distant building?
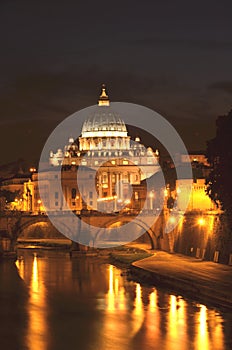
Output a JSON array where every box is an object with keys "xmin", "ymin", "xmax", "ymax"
[
  {"xmin": 175, "ymin": 178, "xmax": 217, "ymax": 212},
  {"xmin": 0, "ymin": 174, "xmax": 31, "ymax": 211},
  {"xmin": 181, "ymin": 152, "xmax": 209, "ymax": 167}
]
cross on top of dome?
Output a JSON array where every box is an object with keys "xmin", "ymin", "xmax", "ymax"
[{"xmin": 98, "ymin": 84, "xmax": 110, "ymax": 106}]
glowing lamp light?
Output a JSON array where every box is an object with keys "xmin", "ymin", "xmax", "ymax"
[
  {"xmin": 198, "ymin": 218, "xmax": 205, "ymax": 226},
  {"xmin": 169, "ymin": 216, "xmax": 176, "ymax": 224}
]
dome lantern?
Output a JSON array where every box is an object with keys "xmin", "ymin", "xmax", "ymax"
[{"xmin": 98, "ymin": 84, "xmax": 110, "ymax": 106}]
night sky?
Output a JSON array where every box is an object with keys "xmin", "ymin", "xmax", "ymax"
[{"xmin": 1, "ymin": 0, "xmax": 232, "ymax": 165}]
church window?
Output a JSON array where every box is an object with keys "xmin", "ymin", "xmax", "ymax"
[{"xmin": 102, "ymin": 173, "xmax": 108, "ymax": 183}]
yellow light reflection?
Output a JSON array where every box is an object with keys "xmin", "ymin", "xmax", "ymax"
[
  {"xmin": 118, "ymin": 288, "xmax": 126, "ymax": 311},
  {"xmin": 177, "ymin": 298, "xmax": 186, "ymax": 330},
  {"xmin": 32, "ymin": 254, "xmax": 39, "ymax": 293},
  {"xmin": 107, "ymin": 265, "xmax": 115, "ymax": 311},
  {"xmin": 169, "ymin": 295, "xmax": 178, "ymax": 340},
  {"xmin": 15, "ymin": 258, "xmax": 24, "ymax": 280},
  {"xmin": 134, "ymin": 283, "xmax": 142, "ymax": 315},
  {"xmin": 27, "ymin": 253, "xmax": 48, "ymax": 350},
  {"xmin": 149, "ymin": 289, "xmax": 157, "ymax": 311},
  {"xmin": 166, "ymin": 295, "xmax": 187, "ymax": 350},
  {"xmin": 208, "ymin": 310, "xmax": 224, "ymax": 350},
  {"xmin": 195, "ymin": 304, "xmax": 209, "ymax": 350},
  {"xmin": 145, "ymin": 289, "xmax": 160, "ymax": 342},
  {"xmin": 100, "ymin": 265, "xmax": 129, "ymax": 350},
  {"xmin": 106, "ymin": 265, "xmax": 127, "ymax": 312},
  {"xmin": 131, "ymin": 283, "xmax": 144, "ymax": 338}
]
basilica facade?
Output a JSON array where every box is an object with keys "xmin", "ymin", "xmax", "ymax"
[{"xmin": 26, "ymin": 85, "xmax": 160, "ymax": 213}]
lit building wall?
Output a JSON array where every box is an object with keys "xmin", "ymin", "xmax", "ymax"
[
  {"xmin": 175, "ymin": 179, "xmax": 217, "ymax": 212},
  {"xmin": 23, "ymin": 180, "xmax": 35, "ymax": 212}
]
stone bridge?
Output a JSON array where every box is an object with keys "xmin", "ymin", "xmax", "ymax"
[{"xmin": 0, "ymin": 210, "xmax": 173, "ymax": 251}]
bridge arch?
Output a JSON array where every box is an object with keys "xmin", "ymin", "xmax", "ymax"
[
  {"xmin": 17, "ymin": 216, "xmax": 73, "ymax": 240},
  {"xmin": 17, "ymin": 216, "xmax": 49, "ymax": 238},
  {"xmin": 92, "ymin": 216, "xmax": 157, "ymax": 249}
]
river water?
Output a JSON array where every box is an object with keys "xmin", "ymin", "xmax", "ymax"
[{"xmin": 0, "ymin": 249, "xmax": 231, "ymax": 350}]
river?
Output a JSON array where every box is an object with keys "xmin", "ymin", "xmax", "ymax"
[{"xmin": 0, "ymin": 249, "xmax": 231, "ymax": 350}]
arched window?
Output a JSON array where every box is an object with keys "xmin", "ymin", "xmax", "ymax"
[{"xmin": 102, "ymin": 173, "xmax": 108, "ymax": 183}]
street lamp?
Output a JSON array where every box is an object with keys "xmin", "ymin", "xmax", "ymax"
[
  {"xmin": 37, "ymin": 199, "xmax": 42, "ymax": 214},
  {"xmin": 169, "ymin": 216, "xmax": 176, "ymax": 224},
  {"xmin": 198, "ymin": 217, "xmax": 205, "ymax": 226}
]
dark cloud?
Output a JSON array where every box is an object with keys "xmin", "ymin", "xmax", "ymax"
[
  {"xmin": 208, "ymin": 81, "xmax": 232, "ymax": 95},
  {"xmin": 1, "ymin": 0, "xmax": 232, "ymax": 164}
]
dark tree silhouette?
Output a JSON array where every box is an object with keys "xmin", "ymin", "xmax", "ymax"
[
  {"xmin": 206, "ymin": 109, "xmax": 232, "ymax": 215},
  {"xmin": 0, "ymin": 189, "xmax": 20, "ymax": 203}
]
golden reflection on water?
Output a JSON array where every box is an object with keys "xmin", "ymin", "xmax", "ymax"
[
  {"xmin": 208, "ymin": 310, "xmax": 224, "ymax": 350},
  {"xmin": 134, "ymin": 283, "xmax": 143, "ymax": 315},
  {"xmin": 195, "ymin": 304, "xmax": 224, "ymax": 350},
  {"xmin": 195, "ymin": 304, "xmax": 209, "ymax": 350},
  {"xmin": 131, "ymin": 283, "xmax": 145, "ymax": 338},
  {"xmin": 14, "ymin": 255, "xmax": 227, "ymax": 350},
  {"xmin": 15, "ymin": 258, "xmax": 24, "ymax": 280},
  {"xmin": 168, "ymin": 295, "xmax": 179, "ymax": 348},
  {"xmin": 16, "ymin": 253, "xmax": 48, "ymax": 350},
  {"xmin": 165, "ymin": 295, "xmax": 187, "ymax": 350},
  {"xmin": 145, "ymin": 289, "xmax": 160, "ymax": 344},
  {"xmin": 149, "ymin": 289, "xmax": 157, "ymax": 311},
  {"xmin": 107, "ymin": 265, "xmax": 115, "ymax": 311},
  {"xmin": 100, "ymin": 266, "xmax": 145, "ymax": 349}
]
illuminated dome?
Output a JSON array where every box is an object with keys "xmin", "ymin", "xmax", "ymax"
[
  {"xmin": 79, "ymin": 85, "xmax": 130, "ymax": 151},
  {"xmin": 81, "ymin": 84, "xmax": 128, "ymax": 138},
  {"xmin": 81, "ymin": 111, "xmax": 127, "ymax": 137}
]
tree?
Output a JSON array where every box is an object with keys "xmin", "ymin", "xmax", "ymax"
[
  {"xmin": 206, "ymin": 109, "xmax": 232, "ymax": 215},
  {"xmin": 0, "ymin": 189, "xmax": 20, "ymax": 203}
]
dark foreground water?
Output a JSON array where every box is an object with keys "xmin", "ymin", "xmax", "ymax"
[{"xmin": 0, "ymin": 249, "xmax": 231, "ymax": 350}]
